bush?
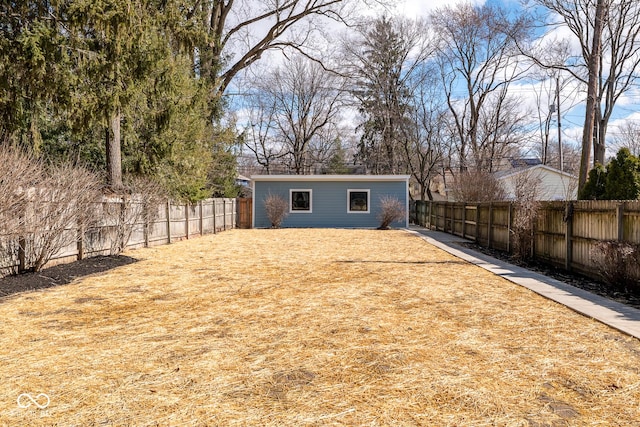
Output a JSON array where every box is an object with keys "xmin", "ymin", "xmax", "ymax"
[
  {"xmin": 450, "ymin": 170, "xmax": 506, "ymax": 202},
  {"xmin": 25, "ymin": 163, "xmax": 103, "ymax": 272},
  {"xmin": 377, "ymin": 196, "xmax": 406, "ymax": 230},
  {"xmin": 0, "ymin": 147, "xmax": 43, "ymax": 274},
  {"xmin": 590, "ymin": 240, "xmax": 640, "ymax": 293},
  {"xmin": 264, "ymin": 193, "xmax": 288, "ymax": 228},
  {"xmin": 510, "ymin": 170, "xmax": 542, "ymax": 260}
]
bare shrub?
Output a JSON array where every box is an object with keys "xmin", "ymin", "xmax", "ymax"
[
  {"xmin": 510, "ymin": 170, "xmax": 542, "ymax": 260},
  {"xmin": 24, "ymin": 163, "xmax": 103, "ymax": 272},
  {"xmin": 377, "ymin": 196, "xmax": 406, "ymax": 230},
  {"xmin": 264, "ymin": 193, "xmax": 288, "ymax": 228},
  {"xmin": 102, "ymin": 176, "xmax": 167, "ymax": 255},
  {"xmin": 450, "ymin": 170, "xmax": 506, "ymax": 202},
  {"xmin": 0, "ymin": 147, "xmax": 45, "ymax": 274},
  {"xmin": 590, "ymin": 241, "xmax": 640, "ymax": 293}
]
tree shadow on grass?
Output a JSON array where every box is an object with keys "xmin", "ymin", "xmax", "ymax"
[
  {"xmin": 0, "ymin": 255, "xmax": 138, "ymax": 300},
  {"xmin": 336, "ymin": 260, "xmax": 469, "ymax": 265}
]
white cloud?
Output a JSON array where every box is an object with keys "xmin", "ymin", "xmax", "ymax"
[{"xmin": 394, "ymin": 0, "xmax": 486, "ymax": 18}]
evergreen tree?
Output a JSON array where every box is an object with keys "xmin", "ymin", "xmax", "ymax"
[
  {"xmin": 579, "ymin": 148, "xmax": 640, "ymax": 200},
  {"xmin": 604, "ymin": 148, "xmax": 640, "ymax": 200},
  {"xmin": 353, "ymin": 16, "xmax": 412, "ymax": 174},
  {"xmin": 579, "ymin": 163, "xmax": 607, "ymax": 200}
]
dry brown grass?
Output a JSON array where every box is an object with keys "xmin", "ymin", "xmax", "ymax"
[{"xmin": 1, "ymin": 229, "xmax": 640, "ymax": 426}]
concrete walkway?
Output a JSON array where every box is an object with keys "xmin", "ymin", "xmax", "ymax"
[{"xmin": 407, "ymin": 226, "xmax": 640, "ymax": 340}]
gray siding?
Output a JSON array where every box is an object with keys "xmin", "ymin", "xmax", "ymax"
[{"xmin": 254, "ymin": 180, "xmax": 408, "ymax": 228}]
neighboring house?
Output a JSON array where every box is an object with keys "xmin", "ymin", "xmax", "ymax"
[
  {"xmin": 496, "ymin": 164, "xmax": 578, "ymax": 201},
  {"xmin": 252, "ymin": 175, "xmax": 410, "ymax": 228},
  {"xmin": 235, "ymin": 174, "xmax": 251, "ymax": 188}
]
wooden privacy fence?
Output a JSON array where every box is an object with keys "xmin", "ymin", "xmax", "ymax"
[
  {"xmin": 413, "ymin": 200, "xmax": 640, "ymax": 281},
  {"xmin": 1, "ymin": 197, "xmax": 237, "ymax": 274}
]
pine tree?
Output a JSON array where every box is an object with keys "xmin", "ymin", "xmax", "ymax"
[{"xmin": 354, "ymin": 16, "xmax": 412, "ymax": 174}]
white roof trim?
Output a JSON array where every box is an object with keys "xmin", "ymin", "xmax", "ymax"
[{"xmin": 251, "ymin": 174, "xmax": 410, "ymax": 182}]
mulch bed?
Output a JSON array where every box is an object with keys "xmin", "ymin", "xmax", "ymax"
[
  {"xmin": 0, "ymin": 255, "xmax": 138, "ymax": 299},
  {"xmin": 458, "ymin": 241, "xmax": 640, "ymax": 310}
]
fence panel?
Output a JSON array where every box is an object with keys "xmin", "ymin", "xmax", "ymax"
[
  {"xmin": 0, "ymin": 197, "xmax": 237, "ymax": 275},
  {"xmin": 413, "ymin": 199, "xmax": 640, "ymax": 283}
]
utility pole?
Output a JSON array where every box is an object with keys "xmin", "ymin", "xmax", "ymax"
[
  {"xmin": 578, "ymin": 0, "xmax": 606, "ymax": 194},
  {"xmin": 557, "ymin": 75, "xmax": 563, "ymax": 172}
]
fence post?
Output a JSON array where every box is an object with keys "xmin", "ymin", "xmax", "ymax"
[
  {"xmin": 451, "ymin": 203, "xmax": 455, "ymax": 234},
  {"xmin": 166, "ymin": 200, "xmax": 172, "ymax": 244},
  {"xmin": 213, "ymin": 199, "xmax": 217, "ymax": 234},
  {"xmin": 233, "ymin": 199, "xmax": 237, "ymax": 228},
  {"xmin": 461, "ymin": 204, "xmax": 467, "ymax": 238},
  {"xmin": 487, "ymin": 202, "xmax": 493, "ymax": 248},
  {"xmin": 506, "ymin": 202, "xmax": 513, "ymax": 254},
  {"xmin": 442, "ymin": 202, "xmax": 447, "ymax": 232},
  {"xmin": 185, "ymin": 203, "xmax": 190, "ymax": 239},
  {"xmin": 475, "ymin": 203, "xmax": 480, "ymax": 243},
  {"xmin": 565, "ymin": 202, "xmax": 573, "ymax": 271},
  {"xmin": 143, "ymin": 203, "xmax": 150, "ymax": 248},
  {"xmin": 223, "ymin": 199, "xmax": 227, "ymax": 231},
  {"xmin": 18, "ymin": 236, "xmax": 26, "ymax": 273},
  {"xmin": 617, "ymin": 202, "xmax": 625, "ymax": 242},
  {"xmin": 77, "ymin": 224, "xmax": 85, "ymax": 261},
  {"xmin": 199, "ymin": 200, "xmax": 204, "ymax": 236}
]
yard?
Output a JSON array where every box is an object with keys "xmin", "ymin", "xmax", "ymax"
[{"xmin": 1, "ymin": 229, "xmax": 639, "ymax": 426}]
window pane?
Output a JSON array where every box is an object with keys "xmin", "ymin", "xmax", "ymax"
[
  {"xmin": 350, "ymin": 191, "xmax": 368, "ymax": 211},
  {"xmin": 292, "ymin": 191, "xmax": 310, "ymax": 210}
]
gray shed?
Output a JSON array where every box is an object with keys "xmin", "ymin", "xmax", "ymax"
[{"xmin": 252, "ymin": 175, "xmax": 409, "ymax": 228}]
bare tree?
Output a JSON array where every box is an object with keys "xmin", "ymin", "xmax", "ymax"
[
  {"xmin": 531, "ymin": 0, "xmax": 640, "ymax": 174},
  {"xmin": 528, "ymin": 68, "xmax": 581, "ymax": 170},
  {"xmin": 430, "ymin": 2, "xmax": 531, "ymax": 173},
  {"xmin": 401, "ymin": 67, "xmax": 446, "ymax": 201},
  {"xmin": 243, "ymin": 95, "xmax": 288, "ymax": 174},
  {"xmin": 246, "ymin": 55, "xmax": 345, "ymax": 174},
  {"xmin": 196, "ymin": 0, "xmax": 386, "ymax": 95},
  {"xmin": 612, "ymin": 120, "xmax": 640, "ymax": 157},
  {"xmin": 474, "ymin": 90, "xmax": 532, "ymax": 172}
]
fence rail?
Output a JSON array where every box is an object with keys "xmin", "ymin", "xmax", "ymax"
[
  {"xmin": 1, "ymin": 198, "xmax": 237, "ymax": 275},
  {"xmin": 413, "ymin": 200, "xmax": 640, "ymax": 282}
]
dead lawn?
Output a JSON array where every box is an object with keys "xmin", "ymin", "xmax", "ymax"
[{"xmin": 1, "ymin": 229, "xmax": 640, "ymax": 426}]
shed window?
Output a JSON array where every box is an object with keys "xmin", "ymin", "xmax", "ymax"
[
  {"xmin": 290, "ymin": 189, "xmax": 312, "ymax": 213},
  {"xmin": 348, "ymin": 189, "xmax": 370, "ymax": 213}
]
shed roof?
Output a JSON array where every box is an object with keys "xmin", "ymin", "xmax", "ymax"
[{"xmin": 251, "ymin": 174, "xmax": 410, "ymax": 182}]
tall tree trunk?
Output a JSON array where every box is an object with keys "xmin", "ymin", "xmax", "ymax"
[
  {"xmin": 106, "ymin": 109, "xmax": 123, "ymax": 191},
  {"xmin": 578, "ymin": 0, "xmax": 606, "ymax": 195},
  {"xmin": 595, "ymin": 115, "xmax": 607, "ymax": 164}
]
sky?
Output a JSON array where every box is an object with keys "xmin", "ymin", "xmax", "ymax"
[
  {"xmin": 231, "ymin": 0, "xmax": 640, "ymax": 163},
  {"xmin": 392, "ymin": 0, "xmax": 640, "ymax": 159}
]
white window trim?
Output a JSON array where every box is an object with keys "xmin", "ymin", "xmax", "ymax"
[
  {"xmin": 347, "ymin": 189, "xmax": 370, "ymax": 214},
  {"xmin": 289, "ymin": 189, "xmax": 313, "ymax": 213}
]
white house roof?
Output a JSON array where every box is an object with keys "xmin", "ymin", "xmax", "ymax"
[
  {"xmin": 251, "ymin": 174, "xmax": 410, "ymax": 182},
  {"xmin": 494, "ymin": 164, "xmax": 577, "ymax": 181}
]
